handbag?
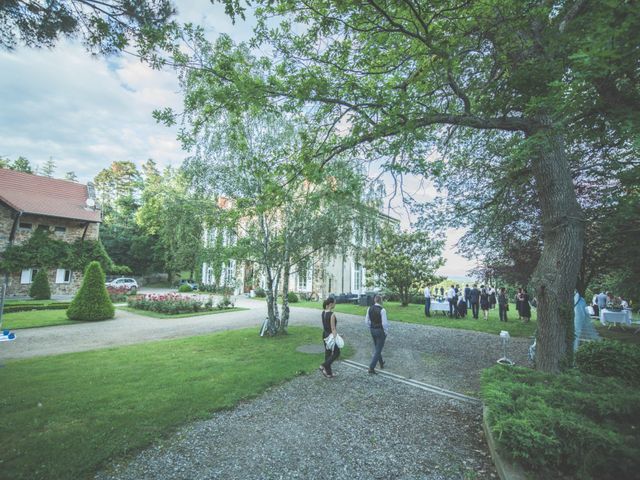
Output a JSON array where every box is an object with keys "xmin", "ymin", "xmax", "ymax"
[{"xmin": 324, "ymin": 334, "xmax": 344, "ymax": 350}]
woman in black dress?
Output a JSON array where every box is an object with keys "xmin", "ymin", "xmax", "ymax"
[
  {"xmin": 320, "ymin": 297, "xmax": 340, "ymax": 378},
  {"xmin": 516, "ymin": 287, "xmax": 523, "ymax": 321},
  {"xmin": 520, "ymin": 288, "xmax": 532, "ymax": 323},
  {"xmin": 480, "ymin": 286, "xmax": 490, "ymax": 320}
]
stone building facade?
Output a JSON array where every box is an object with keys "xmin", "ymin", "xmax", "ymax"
[{"xmin": 0, "ymin": 169, "xmax": 101, "ymax": 297}]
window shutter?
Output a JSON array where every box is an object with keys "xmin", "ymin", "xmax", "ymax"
[{"xmin": 21, "ymin": 269, "xmax": 32, "ymax": 284}]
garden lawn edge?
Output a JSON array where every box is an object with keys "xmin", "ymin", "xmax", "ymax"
[{"xmin": 482, "ymin": 405, "xmax": 530, "ymax": 480}]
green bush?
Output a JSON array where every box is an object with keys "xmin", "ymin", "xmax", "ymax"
[
  {"xmin": 4, "ymin": 303, "xmax": 70, "ymax": 313},
  {"xmin": 576, "ymin": 340, "xmax": 640, "ymax": 386},
  {"xmin": 254, "ymin": 287, "xmax": 266, "ymax": 298},
  {"xmin": 481, "ymin": 365, "xmax": 639, "ymax": 479},
  {"xmin": 287, "ymin": 291, "xmax": 299, "ymax": 303},
  {"xmin": 67, "ymin": 261, "xmax": 114, "ymax": 321},
  {"xmin": 29, "ymin": 269, "xmax": 51, "ymax": 300},
  {"xmin": 178, "ymin": 284, "xmax": 193, "ymax": 293}
]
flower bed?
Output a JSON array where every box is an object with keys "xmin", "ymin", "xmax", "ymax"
[
  {"xmin": 107, "ymin": 286, "xmax": 137, "ymax": 303},
  {"xmin": 127, "ymin": 293, "xmax": 217, "ymax": 315}
]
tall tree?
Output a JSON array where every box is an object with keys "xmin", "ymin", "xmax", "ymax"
[
  {"xmin": 180, "ymin": 0, "xmax": 640, "ymax": 372},
  {"xmin": 64, "ymin": 171, "xmax": 78, "ymax": 182},
  {"xmin": 11, "ymin": 156, "xmax": 33, "ymax": 173},
  {"xmin": 0, "ymin": 0, "xmax": 176, "ymax": 54},
  {"xmin": 365, "ymin": 229, "xmax": 444, "ymax": 307},
  {"xmin": 40, "ymin": 157, "xmax": 56, "ymax": 178}
]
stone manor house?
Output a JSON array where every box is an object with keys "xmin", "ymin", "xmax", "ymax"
[{"xmin": 0, "ymin": 168, "xmax": 101, "ymax": 296}]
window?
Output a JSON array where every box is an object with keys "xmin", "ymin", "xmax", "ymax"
[
  {"xmin": 54, "ymin": 226, "xmax": 66, "ymax": 234},
  {"xmin": 353, "ymin": 262, "xmax": 364, "ymax": 292},
  {"xmin": 20, "ymin": 268, "xmax": 38, "ymax": 284},
  {"xmin": 18, "ymin": 222, "xmax": 32, "ymax": 231},
  {"xmin": 37, "ymin": 224, "xmax": 50, "ymax": 232},
  {"xmin": 55, "ymin": 269, "xmax": 71, "ymax": 284}
]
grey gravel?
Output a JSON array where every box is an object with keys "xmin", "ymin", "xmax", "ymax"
[{"xmin": 96, "ymin": 309, "xmax": 531, "ymax": 480}]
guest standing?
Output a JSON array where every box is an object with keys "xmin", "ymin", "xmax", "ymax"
[
  {"xmin": 320, "ymin": 297, "xmax": 340, "ymax": 378},
  {"xmin": 480, "ymin": 286, "xmax": 490, "ymax": 320},
  {"xmin": 521, "ymin": 288, "xmax": 532, "ymax": 323},
  {"xmin": 447, "ymin": 285, "xmax": 456, "ymax": 317},
  {"xmin": 464, "ymin": 284, "xmax": 471, "ymax": 308},
  {"xmin": 424, "ymin": 285, "xmax": 431, "ymax": 318},
  {"xmin": 489, "ymin": 287, "xmax": 497, "ymax": 309},
  {"xmin": 469, "ymin": 284, "xmax": 480, "ymax": 319},
  {"xmin": 498, "ymin": 287, "xmax": 508, "ymax": 322},
  {"xmin": 516, "ymin": 288, "xmax": 524, "ymax": 321},
  {"xmin": 366, "ymin": 295, "xmax": 389, "ymax": 374}
]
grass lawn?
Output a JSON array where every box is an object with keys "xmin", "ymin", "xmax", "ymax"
[
  {"xmin": 294, "ymin": 300, "xmax": 539, "ymax": 337},
  {"xmin": 1, "ymin": 309, "xmax": 77, "ymax": 329},
  {"xmin": 0, "ymin": 326, "xmax": 332, "ymax": 480},
  {"xmin": 117, "ymin": 305, "xmax": 248, "ymax": 319}
]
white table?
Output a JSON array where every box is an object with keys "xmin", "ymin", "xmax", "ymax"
[
  {"xmin": 430, "ymin": 301, "xmax": 451, "ymax": 313},
  {"xmin": 599, "ymin": 309, "xmax": 633, "ymax": 327}
]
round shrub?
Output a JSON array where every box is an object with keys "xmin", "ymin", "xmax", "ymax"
[
  {"xmin": 287, "ymin": 291, "xmax": 299, "ymax": 303},
  {"xmin": 178, "ymin": 284, "xmax": 193, "ymax": 293},
  {"xmin": 255, "ymin": 287, "xmax": 266, "ymax": 298},
  {"xmin": 576, "ymin": 340, "xmax": 640, "ymax": 386},
  {"xmin": 29, "ymin": 269, "xmax": 51, "ymax": 300},
  {"xmin": 67, "ymin": 261, "xmax": 115, "ymax": 321}
]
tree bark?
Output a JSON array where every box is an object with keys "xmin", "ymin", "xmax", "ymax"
[
  {"xmin": 529, "ymin": 119, "xmax": 585, "ymax": 373},
  {"xmin": 280, "ymin": 245, "xmax": 291, "ymax": 334}
]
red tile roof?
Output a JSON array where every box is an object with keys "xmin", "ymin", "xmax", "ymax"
[{"xmin": 0, "ymin": 168, "xmax": 101, "ymax": 222}]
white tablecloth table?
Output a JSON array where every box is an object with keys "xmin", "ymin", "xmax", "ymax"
[
  {"xmin": 430, "ymin": 301, "xmax": 451, "ymax": 313},
  {"xmin": 599, "ymin": 309, "xmax": 632, "ymax": 326}
]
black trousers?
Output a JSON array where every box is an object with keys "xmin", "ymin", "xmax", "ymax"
[
  {"xmin": 471, "ymin": 302, "xmax": 479, "ymax": 319},
  {"xmin": 322, "ymin": 334, "xmax": 340, "ymax": 375},
  {"xmin": 424, "ymin": 297, "xmax": 431, "ymax": 317},
  {"xmin": 499, "ymin": 304, "xmax": 508, "ymax": 322}
]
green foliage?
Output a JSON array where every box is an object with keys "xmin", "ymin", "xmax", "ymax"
[
  {"xmin": 3, "ymin": 302, "xmax": 70, "ymax": 313},
  {"xmin": 28, "ymin": 269, "xmax": 51, "ymax": 300},
  {"xmin": 576, "ymin": 340, "xmax": 640, "ymax": 386},
  {"xmin": 481, "ymin": 366, "xmax": 639, "ymax": 479},
  {"xmin": 365, "ymin": 229, "xmax": 444, "ymax": 306},
  {"xmin": 0, "ymin": 230, "xmax": 115, "ymax": 274},
  {"xmin": 178, "ymin": 284, "xmax": 193, "ymax": 292},
  {"xmin": 67, "ymin": 262, "xmax": 114, "ymax": 321},
  {"xmin": 127, "ymin": 293, "xmax": 215, "ymax": 314},
  {"xmin": 255, "ymin": 287, "xmax": 266, "ymax": 298},
  {"xmin": 287, "ymin": 291, "xmax": 299, "ymax": 303}
]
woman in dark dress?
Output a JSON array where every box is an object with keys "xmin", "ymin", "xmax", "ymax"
[
  {"xmin": 480, "ymin": 286, "xmax": 490, "ymax": 320},
  {"xmin": 516, "ymin": 287, "xmax": 523, "ymax": 320},
  {"xmin": 520, "ymin": 288, "xmax": 532, "ymax": 323},
  {"xmin": 320, "ymin": 297, "xmax": 340, "ymax": 378}
]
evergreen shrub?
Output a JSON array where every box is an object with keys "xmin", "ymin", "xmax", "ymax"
[
  {"xmin": 287, "ymin": 291, "xmax": 299, "ymax": 303},
  {"xmin": 29, "ymin": 269, "xmax": 51, "ymax": 300},
  {"xmin": 178, "ymin": 284, "xmax": 193, "ymax": 293},
  {"xmin": 254, "ymin": 287, "xmax": 266, "ymax": 298},
  {"xmin": 576, "ymin": 340, "xmax": 640, "ymax": 386},
  {"xmin": 67, "ymin": 261, "xmax": 114, "ymax": 321},
  {"xmin": 481, "ymin": 365, "xmax": 639, "ymax": 479}
]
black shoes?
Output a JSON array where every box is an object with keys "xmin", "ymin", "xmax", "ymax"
[
  {"xmin": 379, "ymin": 360, "xmax": 385, "ymax": 369},
  {"xmin": 368, "ymin": 368, "xmax": 377, "ymax": 374}
]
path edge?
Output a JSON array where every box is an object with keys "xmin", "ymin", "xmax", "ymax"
[{"xmin": 482, "ymin": 405, "xmax": 530, "ymax": 480}]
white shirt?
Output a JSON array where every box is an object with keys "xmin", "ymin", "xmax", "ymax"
[
  {"xmin": 365, "ymin": 303, "xmax": 389, "ymax": 335},
  {"xmin": 424, "ymin": 287, "xmax": 430, "ymax": 298},
  {"xmin": 447, "ymin": 287, "xmax": 455, "ymax": 299}
]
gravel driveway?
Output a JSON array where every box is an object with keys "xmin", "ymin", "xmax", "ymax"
[{"xmin": 91, "ymin": 305, "xmax": 531, "ymax": 480}]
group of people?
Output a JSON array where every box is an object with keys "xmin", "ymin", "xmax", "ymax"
[
  {"xmin": 424, "ymin": 284, "xmax": 533, "ymax": 323},
  {"xmin": 319, "ymin": 294, "xmax": 389, "ymax": 378},
  {"xmin": 591, "ymin": 290, "xmax": 631, "ymax": 315}
]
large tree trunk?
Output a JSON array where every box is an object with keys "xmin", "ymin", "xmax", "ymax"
[{"xmin": 529, "ymin": 120, "xmax": 585, "ymax": 373}]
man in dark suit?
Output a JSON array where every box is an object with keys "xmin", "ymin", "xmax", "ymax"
[
  {"xmin": 464, "ymin": 284, "xmax": 471, "ymax": 308},
  {"xmin": 469, "ymin": 284, "xmax": 481, "ymax": 319}
]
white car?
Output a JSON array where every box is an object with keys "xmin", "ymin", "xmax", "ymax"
[{"xmin": 106, "ymin": 277, "xmax": 138, "ymax": 290}]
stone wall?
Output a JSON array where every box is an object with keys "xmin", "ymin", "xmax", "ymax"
[
  {"xmin": 0, "ymin": 205, "xmax": 100, "ymax": 296},
  {"xmin": 4, "ymin": 269, "xmax": 85, "ymax": 298}
]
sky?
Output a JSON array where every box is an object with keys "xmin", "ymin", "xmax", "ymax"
[{"xmin": 0, "ymin": 2, "xmax": 475, "ymax": 278}]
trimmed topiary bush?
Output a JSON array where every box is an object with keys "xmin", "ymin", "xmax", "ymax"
[
  {"xmin": 576, "ymin": 340, "xmax": 640, "ymax": 386},
  {"xmin": 29, "ymin": 269, "xmax": 51, "ymax": 300},
  {"xmin": 287, "ymin": 291, "xmax": 299, "ymax": 303},
  {"xmin": 178, "ymin": 284, "xmax": 193, "ymax": 293},
  {"xmin": 67, "ymin": 261, "xmax": 114, "ymax": 321}
]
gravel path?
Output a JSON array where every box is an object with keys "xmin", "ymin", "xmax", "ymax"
[{"xmin": 91, "ymin": 307, "xmax": 531, "ymax": 480}]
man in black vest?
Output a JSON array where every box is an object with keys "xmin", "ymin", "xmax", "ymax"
[
  {"xmin": 365, "ymin": 294, "xmax": 389, "ymax": 374},
  {"xmin": 469, "ymin": 284, "xmax": 481, "ymax": 319}
]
